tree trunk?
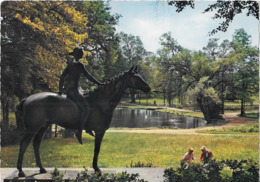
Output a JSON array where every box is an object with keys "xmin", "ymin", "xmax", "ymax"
[
  {"xmin": 130, "ymin": 89, "xmax": 136, "ymax": 103},
  {"xmin": 178, "ymin": 79, "xmax": 183, "ymax": 106},
  {"xmin": 167, "ymin": 70, "xmax": 173, "ymax": 107},
  {"xmin": 221, "ymin": 97, "xmax": 224, "ymax": 114},
  {"xmin": 163, "ymin": 89, "xmax": 166, "ymax": 106},
  {"xmin": 178, "ymin": 93, "xmax": 182, "ymax": 107},
  {"xmin": 196, "ymin": 93, "xmax": 222, "ymax": 123},
  {"xmin": 240, "ymin": 98, "xmax": 245, "ymax": 116},
  {"xmin": 2, "ymin": 99, "xmax": 9, "ymax": 129},
  {"xmin": 167, "ymin": 92, "xmax": 172, "ymax": 107},
  {"xmin": 221, "ymin": 78, "xmax": 224, "ymax": 114}
]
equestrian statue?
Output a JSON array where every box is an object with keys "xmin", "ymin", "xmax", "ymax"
[{"xmin": 16, "ymin": 54, "xmax": 151, "ymax": 177}]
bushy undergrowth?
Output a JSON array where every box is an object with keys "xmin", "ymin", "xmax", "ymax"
[
  {"xmin": 51, "ymin": 167, "xmax": 146, "ymax": 182},
  {"xmin": 243, "ymin": 113, "xmax": 259, "ymax": 119},
  {"xmin": 164, "ymin": 159, "xmax": 258, "ymax": 182},
  {"xmin": 229, "ymin": 122, "xmax": 259, "ymax": 133},
  {"xmin": 51, "ymin": 167, "xmax": 64, "ymax": 181}
]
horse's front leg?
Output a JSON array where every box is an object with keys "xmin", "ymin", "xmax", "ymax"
[{"xmin": 92, "ymin": 131, "xmax": 105, "ymax": 174}]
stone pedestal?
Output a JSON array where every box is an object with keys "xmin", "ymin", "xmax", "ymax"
[{"xmin": 3, "ymin": 169, "xmax": 95, "ymax": 182}]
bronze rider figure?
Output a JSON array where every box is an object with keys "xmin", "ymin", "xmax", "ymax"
[{"xmin": 59, "ymin": 47, "xmax": 103, "ymax": 144}]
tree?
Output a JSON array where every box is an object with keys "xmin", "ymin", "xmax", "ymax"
[
  {"xmin": 119, "ymin": 32, "xmax": 148, "ymax": 102},
  {"xmin": 168, "ymin": 1, "xmax": 259, "ymax": 35},
  {"xmin": 1, "ymin": 1, "xmax": 89, "ymax": 131},
  {"xmin": 158, "ymin": 51, "xmax": 175, "ymax": 107},
  {"xmin": 170, "ymin": 50, "xmax": 233, "ymax": 122},
  {"xmin": 202, "ymin": 38, "xmax": 232, "ymax": 113},
  {"xmin": 168, "ymin": 1, "xmax": 195, "ymax": 12},
  {"xmin": 203, "ymin": 38, "xmax": 231, "ymax": 62},
  {"xmin": 73, "ymin": 1, "xmax": 121, "ymax": 80},
  {"xmin": 204, "ymin": 1, "xmax": 259, "ymax": 35},
  {"xmin": 167, "ymin": 29, "xmax": 258, "ymax": 121},
  {"xmin": 156, "ymin": 32, "xmax": 183, "ymax": 106},
  {"xmin": 230, "ymin": 29, "xmax": 259, "ymax": 116},
  {"xmin": 2, "ymin": 1, "xmax": 89, "ymax": 93},
  {"xmin": 119, "ymin": 32, "xmax": 147, "ymax": 66}
]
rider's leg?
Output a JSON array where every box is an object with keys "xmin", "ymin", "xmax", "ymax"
[
  {"xmin": 68, "ymin": 93, "xmax": 87, "ymax": 144},
  {"xmin": 77, "ymin": 95, "xmax": 94, "ymax": 137},
  {"xmin": 77, "ymin": 95, "xmax": 94, "ymax": 136},
  {"xmin": 71, "ymin": 93, "xmax": 94, "ymax": 143}
]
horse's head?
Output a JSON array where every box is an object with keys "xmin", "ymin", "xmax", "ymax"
[{"xmin": 126, "ymin": 66, "xmax": 151, "ymax": 93}]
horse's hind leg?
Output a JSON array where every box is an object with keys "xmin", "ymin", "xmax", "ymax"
[
  {"xmin": 33, "ymin": 126, "xmax": 49, "ymax": 174},
  {"xmin": 17, "ymin": 132, "xmax": 35, "ymax": 177}
]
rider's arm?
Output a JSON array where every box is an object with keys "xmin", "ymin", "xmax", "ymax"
[
  {"xmin": 59, "ymin": 66, "xmax": 69, "ymax": 94},
  {"xmin": 80, "ymin": 64, "xmax": 103, "ymax": 85}
]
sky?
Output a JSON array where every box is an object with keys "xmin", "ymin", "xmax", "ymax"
[{"xmin": 109, "ymin": 1, "xmax": 259, "ymax": 53}]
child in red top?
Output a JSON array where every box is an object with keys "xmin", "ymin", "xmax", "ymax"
[{"xmin": 200, "ymin": 146, "xmax": 213, "ymax": 163}]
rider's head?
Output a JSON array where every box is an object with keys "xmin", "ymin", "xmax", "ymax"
[{"xmin": 69, "ymin": 47, "xmax": 83, "ymax": 60}]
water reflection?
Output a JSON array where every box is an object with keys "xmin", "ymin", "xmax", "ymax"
[{"xmin": 111, "ymin": 108, "xmax": 207, "ymax": 129}]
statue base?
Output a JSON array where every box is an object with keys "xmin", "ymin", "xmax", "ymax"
[{"xmin": 3, "ymin": 168, "xmax": 108, "ymax": 182}]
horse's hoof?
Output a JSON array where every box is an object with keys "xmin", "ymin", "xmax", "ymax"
[
  {"xmin": 18, "ymin": 171, "xmax": 26, "ymax": 177},
  {"xmin": 40, "ymin": 168, "xmax": 47, "ymax": 174}
]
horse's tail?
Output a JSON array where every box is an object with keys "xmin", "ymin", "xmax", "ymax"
[{"xmin": 15, "ymin": 98, "xmax": 26, "ymax": 131}]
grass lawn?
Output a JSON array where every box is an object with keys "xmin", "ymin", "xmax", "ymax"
[{"xmin": 1, "ymin": 132, "xmax": 258, "ymax": 169}]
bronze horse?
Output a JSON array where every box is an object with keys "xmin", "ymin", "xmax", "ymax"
[{"xmin": 16, "ymin": 66, "xmax": 151, "ymax": 177}]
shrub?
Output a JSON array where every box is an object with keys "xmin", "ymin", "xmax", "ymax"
[
  {"xmin": 244, "ymin": 113, "xmax": 259, "ymax": 119},
  {"xmin": 164, "ymin": 159, "xmax": 258, "ymax": 182},
  {"xmin": 127, "ymin": 161, "xmax": 153, "ymax": 168},
  {"xmin": 51, "ymin": 167, "xmax": 64, "ymax": 182},
  {"xmin": 230, "ymin": 122, "xmax": 259, "ymax": 133},
  {"xmin": 51, "ymin": 167, "xmax": 146, "ymax": 182},
  {"xmin": 219, "ymin": 164, "xmax": 233, "ymax": 182}
]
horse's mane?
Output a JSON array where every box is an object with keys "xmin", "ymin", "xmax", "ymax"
[{"xmin": 84, "ymin": 71, "xmax": 128, "ymax": 102}]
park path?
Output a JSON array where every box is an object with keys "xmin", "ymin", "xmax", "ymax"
[{"xmin": 107, "ymin": 113, "xmax": 258, "ymax": 136}]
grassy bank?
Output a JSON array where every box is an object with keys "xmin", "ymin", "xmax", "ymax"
[
  {"xmin": 156, "ymin": 108, "xmax": 204, "ymax": 119},
  {"xmin": 244, "ymin": 113, "xmax": 259, "ymax": 118},
  {"xmin": 197, "ymin": 121, "xmax": 259, "ymax": 134},
  {"xmin": 2, "ymin": 132, "xmax": 258, "ymax": 169}
]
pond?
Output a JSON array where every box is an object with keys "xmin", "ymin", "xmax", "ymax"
[{"xmin": 110, "ymin": 107, "xmax": 207, "ymax": 129}]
